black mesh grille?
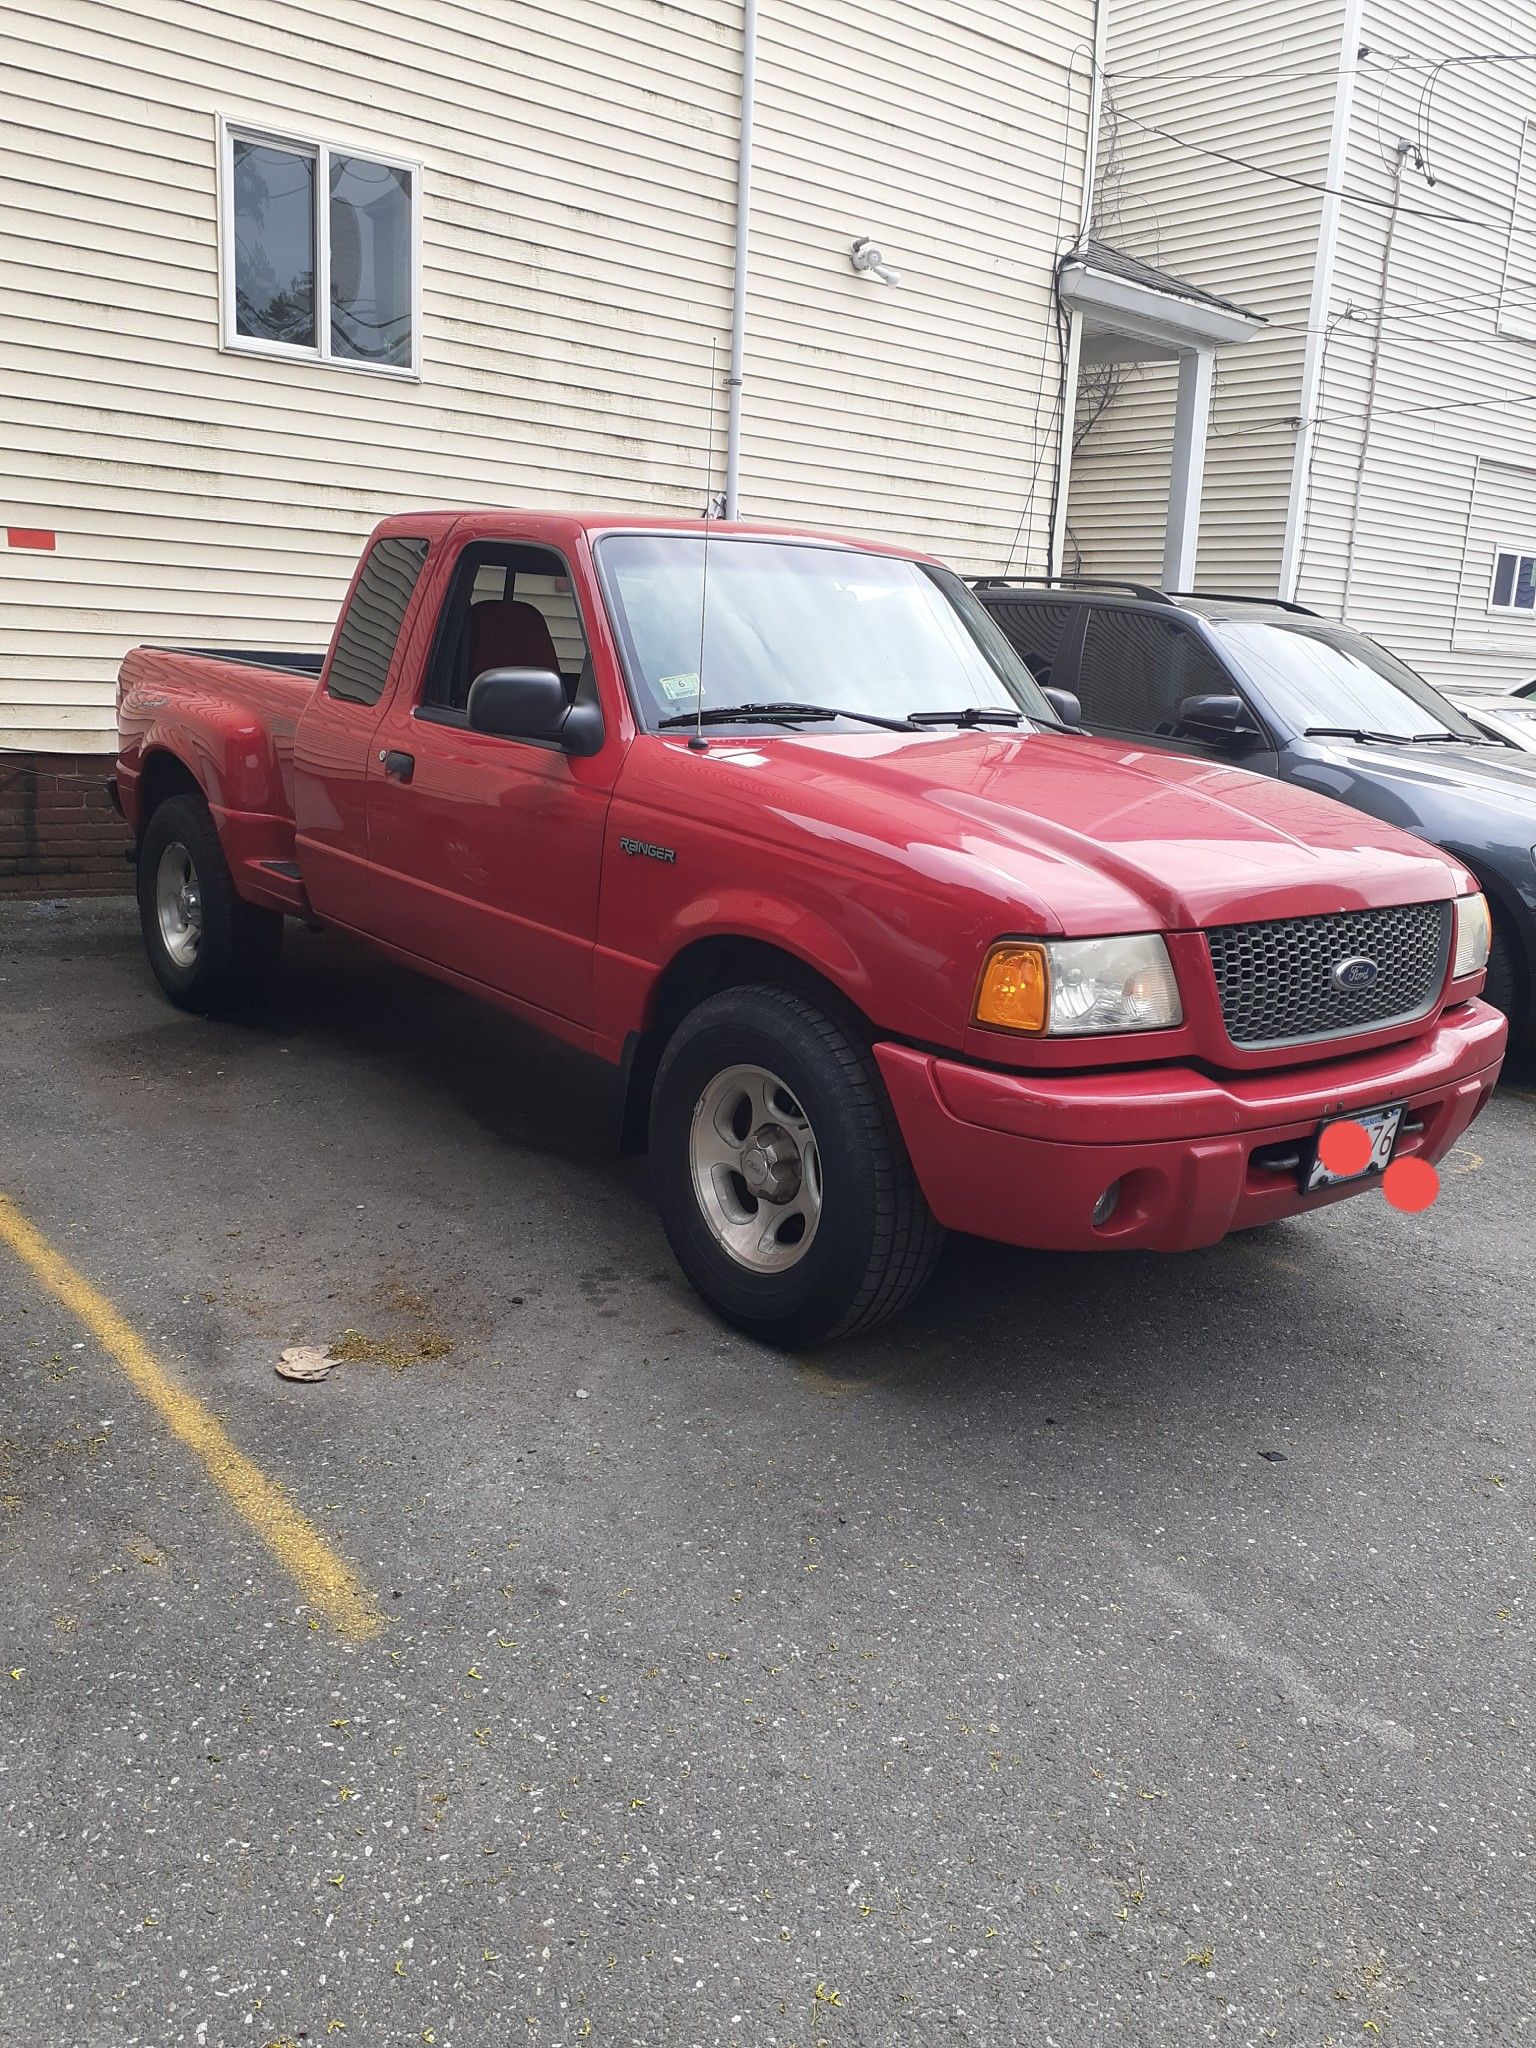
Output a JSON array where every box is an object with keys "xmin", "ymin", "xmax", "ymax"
[{"xmin": 1205, "ymin": 900, "xmax": 1451, "ymax": 1047}]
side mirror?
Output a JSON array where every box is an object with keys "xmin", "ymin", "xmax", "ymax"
[
  {"xmin": 467, "ymin": 667, "xmax": 571, "ymax": 743},
  {"xmin": 1178, "ymin": 692, "xmax": 1258, "ymax": 743},
  {"xmin": 1041, "ymin": 686, "xmax": 1083, "ymax": 729}
]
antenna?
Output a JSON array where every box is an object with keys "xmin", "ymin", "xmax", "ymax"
[{"xmin": 692, "ymin": 337, "xmax": 722, "ymax": 751}]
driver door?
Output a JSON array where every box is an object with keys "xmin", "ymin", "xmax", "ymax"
[{"xmin": 361, "ymin": 538, "xmax": 618, "ymax": 1028}]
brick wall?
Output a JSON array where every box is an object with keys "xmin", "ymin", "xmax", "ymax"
[{"xmin": 0, "ymin": 754, "xmax": 131, "ymax": 898}]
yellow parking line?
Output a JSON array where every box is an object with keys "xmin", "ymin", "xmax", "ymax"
[{"xmin": 0, "ymin": 1194, "xmax": 383, "ymax": 1642}]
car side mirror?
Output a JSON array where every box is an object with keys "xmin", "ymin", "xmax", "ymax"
[
  {"xmin": 1041, "ymin": 686, "xmax": 1083, "ymax": 729},
  {"xmin": 1178, "ymin": 692, "xmax": 1258, "ymax": 743},
  {"xmin": 467, "ymin": 667, "xmax": 568, "ymax": 740}
]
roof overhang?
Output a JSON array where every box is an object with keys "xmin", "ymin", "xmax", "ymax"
[{"xmin": 1059, "ymin": 258, "xmax": 1265, "ymax": 364}]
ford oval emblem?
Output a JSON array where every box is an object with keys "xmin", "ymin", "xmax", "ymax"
[{"xmin": 1332, "ymin": 954, "xmax": 1379, "ymax": 990}]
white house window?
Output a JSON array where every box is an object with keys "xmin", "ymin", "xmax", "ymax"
[
  {"xmin": 221, "ymin": 122, "xmax": 419, "ymax": 373},
  {"xmin": 1489, "ymin": 545, "xmax": 1536, "ymax": 613}
]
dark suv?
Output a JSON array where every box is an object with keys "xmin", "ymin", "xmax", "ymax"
[{"xmin": 973, "ymin": 578, "xmax": 1536, "ymax": 1044}]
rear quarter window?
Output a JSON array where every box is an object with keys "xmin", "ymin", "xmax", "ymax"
[{"xmin": 327, "ymin": 535, "xmax": 430, "ymax": 705}]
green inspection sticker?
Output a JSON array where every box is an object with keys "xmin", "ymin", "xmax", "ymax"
[{"xmin": 657, "ymin": 672, "xmax": 701, "ymax": 704}]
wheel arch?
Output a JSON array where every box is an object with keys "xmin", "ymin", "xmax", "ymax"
[
  {"xmin": 135, "ymin": 747, "xmax": 206, "ymax": 830},
  {"xmin": 618, "ymin": 934, "xmax": 876, "ymax": 1152}
]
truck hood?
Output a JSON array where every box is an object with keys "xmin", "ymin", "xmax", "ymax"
[
  {"xmin": 687, "ymin": 727, "xmax": 1467, "ymax": 934},
  {"xmin": 1293, "ymin": 735, "xmax": 1536, "ymax": 828}
]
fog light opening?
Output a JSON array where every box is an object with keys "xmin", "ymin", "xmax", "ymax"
[{"xmin": 1092, "ymin": 1181, "xmax": 1122, "ymax": 1228}]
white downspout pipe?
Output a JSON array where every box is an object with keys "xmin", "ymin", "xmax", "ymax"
[
  {"xmin": 1047, "ymin": 0, "xmax": 1108, "ymax": 576},
  {"xmin": 723, "ymin": 0, "xmax": 758, "ymax": 519},
  {"xmin": 1340, "ymin": 144, "xmax": 1409, "ymax": 618},
  {"xmin": 1078, "ymin": 0, "xmax": 1109, "ymax": 244}
]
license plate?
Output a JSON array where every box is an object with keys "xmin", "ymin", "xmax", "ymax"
[{"xmin": 1303, "ymin": 1103, "xmax": 1405, "ymax": 1193}]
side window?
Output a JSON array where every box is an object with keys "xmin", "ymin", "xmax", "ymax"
[
  {"xmin": 423, "ymin": 543, "xmax": 589, "ymax": 715},
  {"xmin": 326, "ymin": 535, "xmax": 429, "ymax": 705},
  {"xmin": 984, "ymin": 599, "xmax": 1073, "ymax": 686},
  {"xmin": 1075, "ymin": 609, "xmax": 1233, "ymax": 737}
]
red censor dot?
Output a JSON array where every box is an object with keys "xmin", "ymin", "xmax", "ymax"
[
  {"xmin": 1317, "ymin": 1118, "xmax": 1373, "ymax": 1177},
  {"xmin": 1382, "ymin": 1156, "xmax": 1440, "ymax": 1213}
]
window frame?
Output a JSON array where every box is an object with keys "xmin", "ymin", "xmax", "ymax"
[
  {"xmin": 413, "ymin": 538, "xmax": 593, "ymax": 742},
  {"xmin": 216, "ymin": 114, "xmax": 423, "ymax": 380},
  {"xmin": 1487, "ymin": 542, "xmax": 1536, "ymax": 616}
]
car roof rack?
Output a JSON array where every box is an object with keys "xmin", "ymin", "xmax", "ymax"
[
  {"xmin": 969, "ymin": 574, "xmax": 1172, "ymax": 604},
  {"xmin": 969, "ymin": 574, "xmax": 1319, "ymax": 618},
  {"xmin": 1164, "ymin": 588, "xmax": 1318, "ymax": 615}
]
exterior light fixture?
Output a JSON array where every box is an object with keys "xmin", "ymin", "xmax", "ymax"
[{"xmin": 849, "ymin": 236, "xmax": 901, "ymax": 286}]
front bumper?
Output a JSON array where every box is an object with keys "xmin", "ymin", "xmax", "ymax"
[{"xmin": 875, "ymin": 1000, "xmax": 1507, "ymax": 1253}]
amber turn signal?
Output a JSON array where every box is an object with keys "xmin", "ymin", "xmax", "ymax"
[{"xmin": 974, "ymin": 943, "xmax": 1049, "ymax": 1032}]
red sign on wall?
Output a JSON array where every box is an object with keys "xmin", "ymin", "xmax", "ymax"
[{"xmin": 6, "ymin": 529, "xmax": 57, "ymax": 551}]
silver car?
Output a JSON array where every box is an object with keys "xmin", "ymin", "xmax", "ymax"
[{"xmin": 1438, "ymin": 677, "xmax": 1536, "ymax": 752}]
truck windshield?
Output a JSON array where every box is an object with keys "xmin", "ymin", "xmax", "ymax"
[
  {"xmin": 1208, "ymin": 616, "xmax": 1487, "ymax": 742},
  {"xmin": 596, "ymin": 534, "xmax": 1055, "ymax": 730}
]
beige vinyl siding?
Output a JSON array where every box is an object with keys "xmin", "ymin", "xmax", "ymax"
[
  {"xmin": 1293, "ymin": 0, "xmax": 1536, "ymax": 689},
  {"xmin": 1064, "ymin": 360, "xmax": 1176, "ymax": 582},
  {"xmin": 2, "ymin": 0, "xmax": 1095, "ymax": 753},
  {"xmin": 744, "ymin": 0, "xmax": 1092, "ymax": 570},
  {"xmin": 1066, "ymin": 0, "xmax": 1341, "ymax": 592},
  {"xmin": 3, "ymin": 0, "xmax": 742, "ymax": 751}
]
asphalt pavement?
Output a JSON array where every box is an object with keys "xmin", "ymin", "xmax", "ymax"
[{"xmin": 2, "ymin": 896, "xmax": 1532, "ymax": 2048}]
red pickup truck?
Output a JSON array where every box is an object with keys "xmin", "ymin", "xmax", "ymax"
[{"xmin": 116, "ymin": 510, "xmax": 1505, "ymax": 1345}]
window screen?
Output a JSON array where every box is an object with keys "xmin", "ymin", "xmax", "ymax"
[
  {"xmin": 329, "ymin": 155, "xmax": 413, "ymax": 367},
  {"xmin": 1076, "ymin": 609, "xmax": 1233, "ymax": 736},
  {"xmin": 326, "ymin": 536, "xmax": 429, "ymax": 705},
  {"xmin": 982, "ymin": 599, "xmax": 1073, "ymax": 685}
]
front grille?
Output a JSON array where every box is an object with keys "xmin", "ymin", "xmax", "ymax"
[{"xmin": 1205, "ymin": 900, "xmax": 1451, "ymax": 1048}]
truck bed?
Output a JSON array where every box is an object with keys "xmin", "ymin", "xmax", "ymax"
[
  {"xmin": 116, "ymin": 643, "xmax": 321, "ymax": 913},
  {"xmin": 143, "ymin": 645, "xmax": 325, "ymax": 676}
]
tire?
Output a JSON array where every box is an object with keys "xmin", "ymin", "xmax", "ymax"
[
  {"xmin": 649, "ymin": 984, "xmax": 944, "ymax": 1348},
  {"xmin": 136, "ymin": 792, "xmax": 283, "ymax": 1012},
  {"xmin": 1483, "ymin": 913, "xmax": 1528, "ymax": 1043}
]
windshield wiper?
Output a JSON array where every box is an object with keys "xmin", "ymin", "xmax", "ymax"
[
  {"xmin": 907, "ymin": 706, "xmax": 1026, "ymax": 728},
  {"xmin": 1304, "ymin": 725, "xmax": 1421, "ymax": 745},
  {"xmin": 657, "ymin": 700, "xmax": 918, "ymax": 733},
  {"xmin": 1305, "ymin": 724, "xmax": 1484, "ymax": 746}
]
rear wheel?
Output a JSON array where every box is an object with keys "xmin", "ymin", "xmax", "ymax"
[
  {"xmin": 650, "ymin": 984, "xmax": 944, "ymax": 1347},
  {"xmin": 136, "ymin": 793, "xmax": 283, "ymax": 1012}
]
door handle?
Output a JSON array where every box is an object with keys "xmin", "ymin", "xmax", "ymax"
[{"xmin": 379, "ymin": 749, "xmax": 415, "ymax": 783}]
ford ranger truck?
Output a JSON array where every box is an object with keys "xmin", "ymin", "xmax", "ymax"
[{"xmin": 114, "ymin": 511, "xmax": 1506, "ymax": 1346}]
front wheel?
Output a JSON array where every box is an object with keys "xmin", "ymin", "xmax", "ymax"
[
  {"xmin": 649, "ymin": 984, "xmax": 944, "ymax": 1347},
  {"xmin": 1483, "ymin": 914, "xmax": 1529, "ymax": 1046},
  {"xmin": 136, "ymin": 793, "xmax": 283, "ymax": 1012}
]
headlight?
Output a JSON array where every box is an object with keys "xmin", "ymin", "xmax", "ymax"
[
  {"xmin": 975, "ymin": 934, "xmax": 1183, "ymax": 1036},
  {"xmin": 1452, "ymin": 891, "xmax": 1492, "ymax": 978}
]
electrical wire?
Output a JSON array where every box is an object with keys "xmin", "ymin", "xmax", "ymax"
[
  {"xmin": 1315, "ymin": 381, "xmax": 1536, "ymax": 426},
  {"xmin": 1108, "ymin": 102, "xmax": 1507, "ymax": 229},
  {"xmin": 1103, "ymin": 47, "xmax": 1536, "ymax": 89}
]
